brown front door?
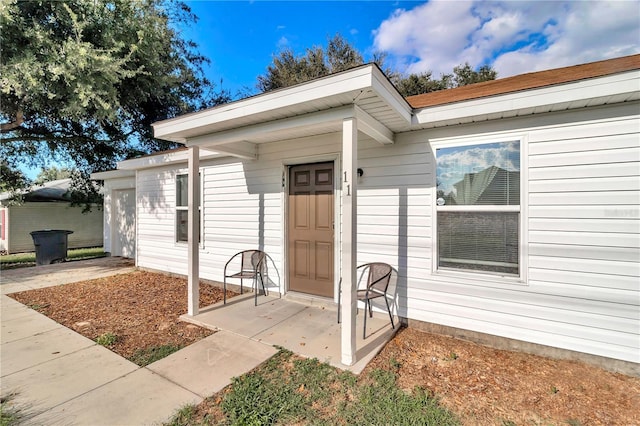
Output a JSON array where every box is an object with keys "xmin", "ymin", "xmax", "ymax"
[{"xmin": 288, "ymin": 162, "xmax": 335, "ymax": 297}]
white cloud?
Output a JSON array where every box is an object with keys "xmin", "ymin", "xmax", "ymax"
[
  {"xmin": 437, "ymin": 142, "xmax": 519, "ymax": 194},
  {"xmin": 276, "ymin": 36, "xmax": 289, "ymax": 49},
  {"xmin": 373, "ymin": 0, "xmax": 640, "ymax": 78}
]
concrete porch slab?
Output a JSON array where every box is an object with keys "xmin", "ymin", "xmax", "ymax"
[
  {"xmin": 182, "ymin": 295, "xmax": 398, "ymax": 374},
  {"xmin": 183, "ymin": 293, "xmax": 308, "ymax": 338},
  {"xmin": 26, "ymin": 368, "xmax": 201, "ymax": 426},
  {"xmin": 148, "ymin": 329, "xmax": 278, "ymax": 398}
]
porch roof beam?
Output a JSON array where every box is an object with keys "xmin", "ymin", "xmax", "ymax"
[
  {"xmin": 354, "ymin": 105, "xmax": 394, "ymax": 145},
  {"xmin": 186, "ymin": 104, "xmax": 395, "ymax": 148},
  {"xmin": 186, "ymin": 105, "xmax": 355, "ymax": 148},
  {"xmin": 212, "ymin": 141, "xmax": 258, "ymax": 160},
  {"xmin": 117, "ymin": 148, "xmax": 222, "ymax": 170}
]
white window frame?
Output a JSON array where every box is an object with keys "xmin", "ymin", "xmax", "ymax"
[
  {"xmin": 175, "ymin": 171, "xmax": 203, "ymax": 246},
  {"xmin": 430, "ymin": 133, "xmax": 528, "ymax": 284}
]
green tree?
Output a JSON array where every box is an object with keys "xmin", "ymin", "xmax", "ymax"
[
  {"xmin": 451, "ymin": 63, "xmax": 498, "ymax": 87},
  {"xmin": 394, "ymin": 72, "xmax": 449, "ymax": 98},
  {"xmin": 395, "ymin": 63, "xmax": 498, "ymax": 97},
  {"xmin": 0, "ymin": 162, "xmax": 30, "ymax": 203},
  {"xmin": 34, "ymin": 166, "xmax": 74, "ymax": 185},
  {"xmin": 257, "ymin": 34, "xmax": 496, "ymax": 97},
  {"xmin": 257, "ymin": 34, "xmax": 377, "ymax": 92},
  {"xmin": 0, "ymin": 0, "xmax": 229, "ymax": 193}
]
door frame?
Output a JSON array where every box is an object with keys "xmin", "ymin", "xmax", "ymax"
[{"xmin": 282, "ymin": 153, "xmax": 341, "ymax": 302}]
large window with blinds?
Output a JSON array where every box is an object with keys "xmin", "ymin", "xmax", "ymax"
[{"xmin": 435, "ymin": 141, "xmax": 521, "ymax": 276}]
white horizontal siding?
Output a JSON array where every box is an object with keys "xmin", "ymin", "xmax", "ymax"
[
  {"xmin": 6, "ymin": 203, "xmax": 103, "ymax": 253},
  {"xmin": 405, "ymin": 103, "xmax": 640, "ymax": 363},
  {"xmin": 134, "ymin": 101, "xmax": 639, "ymax": 364}
]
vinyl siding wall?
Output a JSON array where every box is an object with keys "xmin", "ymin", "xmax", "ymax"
[
  {"xmin": 403, "ymin": 102, "xmax": 639, "ymax": 364},
  {"xmin": 4, "ymin": 203, "xmax": 103, "ymax": 253},
  {"xmin": 136, "ymin": 133, "xmax": 344, "ymax": 291},
  {"xmin": 134, "ymin": 101, "xmax": 639, "ymax": 363}
]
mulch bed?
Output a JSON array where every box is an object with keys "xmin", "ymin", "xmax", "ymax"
[
  {"xmin": 364, "ymin": 327, "xmax": 640, "ymax": 425},
  {"xmin": 9, "ymin": 270, "xmax": 236, "ymax": 359},
  {"xmin": 8, "ymin": 271, "xmax": 639, "ymax": 424}
]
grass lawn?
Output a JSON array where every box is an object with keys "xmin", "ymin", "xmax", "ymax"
[
  {"xmin": 0, "ymin": 247, "xmax": 106, "ymax": 269},
  {"xmin": 0, "ymin": 393, "xmax": 24, "ymax": 426},
  {"xmin": 165, "ymin": 348, "xmax": 459, "ymax": 426}
]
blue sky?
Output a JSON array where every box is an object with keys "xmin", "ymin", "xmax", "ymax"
[
  {"xmin": 21, "ymin": 0, "xmax": 640, "ymax": 179},
  {"xmin": 182, "ymin": 0, "xmax": 640, "ymax": 97}
]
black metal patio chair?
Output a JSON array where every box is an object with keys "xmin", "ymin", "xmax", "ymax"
[
  {"xmin": 337, "ymin": 262, "xmax": 395, "ymax": 338},
  {"xmin": 223, "ymin": 250, "xmax": 267, "ymax": 306}
]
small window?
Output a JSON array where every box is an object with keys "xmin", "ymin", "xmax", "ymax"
[
  {"xmin": 176, "ymin": 173, "xmax": 201, "ymax": 243},
  {"xmin": 436, "ymin": 141, "xmax": 520, "ymax": 276}
]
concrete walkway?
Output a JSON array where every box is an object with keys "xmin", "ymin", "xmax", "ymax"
[{"xmin": 0, "ymin": 258, "xmax": 277, "ymax": 425}]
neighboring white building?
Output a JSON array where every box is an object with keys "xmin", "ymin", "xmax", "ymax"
[
  {"xmin": 90, "ymin": 170, "xmax": 136, "ymax": 258},
  {"xmin": 97, "ymin": 55, "xmax": 640, "ymax": 373},
  {"xmin": 0, "ymin": 179, "xmax": 103, "ymax": 253}
]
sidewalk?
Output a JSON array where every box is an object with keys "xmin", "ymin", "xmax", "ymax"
[{"xmin": 0, "ymin": 258, "xmax": 277, "ymax": 425}]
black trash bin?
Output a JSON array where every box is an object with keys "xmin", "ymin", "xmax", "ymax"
[{"xmin": 30, "ymin": 230, "xmax": 74, "ymax": 266}]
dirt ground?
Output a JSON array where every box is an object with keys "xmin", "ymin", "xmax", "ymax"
[
  {"xmin": 9, "ymin": 270, "xmax": 236, "ymax": 359},
  {"xmin": 365, "ymin": 327, "xmax": 640, "ymax": 425},
  {"xmin": 8, "ymin": 270, "xmax": 640, "ymax": 425}
]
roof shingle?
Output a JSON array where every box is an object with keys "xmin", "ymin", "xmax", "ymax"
[{"xmin": 406, "ymin": 54, "xmax": 640, "ymax": 109}]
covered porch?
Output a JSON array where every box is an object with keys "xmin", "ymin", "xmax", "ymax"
[
  {"xmin": 180, "ymin": 292, "xmax": 397, "ymax": 373},
  {"xmin": 150, "ymin": 64, "xmax": 412, "ymax": 366}
]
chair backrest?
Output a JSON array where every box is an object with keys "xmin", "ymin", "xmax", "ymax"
[
  {"xmin": 365, "ymin": 262, "xmax": 392, "ymax": 293},
  {"xmin": 239, "ymin": 250, "xmax": 265, "ymax": 272},
  {"xmin": 250, "ymin": 250, "xmax": 266, "ymax": 271}
]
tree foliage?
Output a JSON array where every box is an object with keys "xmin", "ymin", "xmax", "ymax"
[
  {"xmin": 0, "ymin": 162, "xmax": 30, "ymax": 199},
  {"xmin": 395, "ymin": 63, "xmax": 498, "ymax": 97},
  {"xmin": 257, "ymin": 35, "xmax": 497, "ymax": 98},
  {"xmin": 257, "ymin": 34, "xmax": 369, "ymax": 92},
  {"xmin": 34, "ymin": 166, "xmax": 74, "ymax": 185},
  {"xmin": 0, "ymin": 0, "xmax": 229, "ymax": 193}
]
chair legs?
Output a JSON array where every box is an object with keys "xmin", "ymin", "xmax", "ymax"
[
  {"xmin": 362, "ymin": 296, "xmax": 395, "ymax": 339},
  {"xmin": 384, "ymin": 295, "xmax": 395, "ymax": 329},
  {"xmin": 363, "ymin": 300, "xmax": 368, "ymax": 339},
  {"xmin": 253, "ymin": 273, "xmax": 268, "ymax": 307}
]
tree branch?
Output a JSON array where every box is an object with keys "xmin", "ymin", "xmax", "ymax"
[{"xmin": 0, "ymin": 110, "xmax": 24, "ymax": 133}]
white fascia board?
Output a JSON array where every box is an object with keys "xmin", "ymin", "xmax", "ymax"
[
  {"xmin": 413, "ymin": 70, "xmax": 640, "ymax": 127},
  {"xmin": 90, "ymin": 170, "xmax": 135, "ymax": 180},
  {"xmin": 370, "ymin": 67, "xmax": 413, "ymax": 124},
  {"xmin": 153, "ymin": 66, "xmax": 377, "ymax": 140},
  {"xmin": 116, "ymin": 148, "xmax": 223, "ymax": 170},
  {"xmin": 187, "ymin": 105, "xmax": 356, "ymax": 147}
]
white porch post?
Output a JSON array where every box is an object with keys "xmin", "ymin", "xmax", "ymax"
[
  {"xmin": 187, "ymin": 145, "xmax": 200, "ymax": 316},
  {"xmin": 341, "ymin": 116, "xmax": 358, "ymax": 366}
]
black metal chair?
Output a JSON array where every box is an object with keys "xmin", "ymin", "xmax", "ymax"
[
  {"xmin": 338, "ymin": 262, "xmax": 395, "ymax": 338},
  {"xmin": 223, "ymin": 250, "xmax": 267, "ymax": 306}
]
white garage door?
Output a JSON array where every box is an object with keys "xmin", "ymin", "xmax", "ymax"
[{"xmin": 113, "ymin": 189, "xmax": 136, "ymax": 258}]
